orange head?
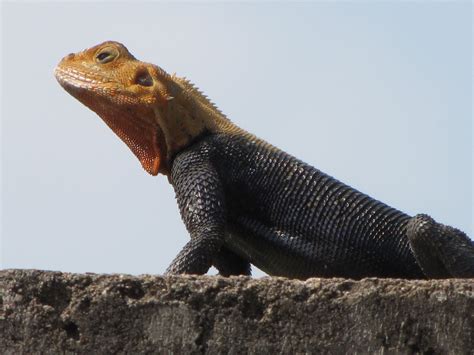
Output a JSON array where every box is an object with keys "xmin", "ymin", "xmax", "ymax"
[{"xmin": 55, "ymin": 41, "xmax": 173, "ymax": 175}]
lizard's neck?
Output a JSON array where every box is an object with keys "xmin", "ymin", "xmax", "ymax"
[{"xmin": 153, "ymin": 75, "xmax": 244, "ymax": 163}]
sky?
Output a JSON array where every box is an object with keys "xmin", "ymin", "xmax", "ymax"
[{"xmin": 1, "ymin": 1, "xmax": 472, "ymax": 277}]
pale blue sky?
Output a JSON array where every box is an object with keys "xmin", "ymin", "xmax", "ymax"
[{"xmin": 1, "ymin": 1, "xmax": 472, "ymax": 276}]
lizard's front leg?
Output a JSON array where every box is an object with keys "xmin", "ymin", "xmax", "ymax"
[
  {"xmin": 213, "ymin": 247, "xmax": 252, "ymax": 276},
  {"xmin": 165, "ymin": 147, "xmax": 226, "ymax": 275}
]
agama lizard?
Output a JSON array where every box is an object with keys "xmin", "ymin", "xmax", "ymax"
[{"xmin": 55, "ymin": 41, "xmax": 474, "ymax": 279}]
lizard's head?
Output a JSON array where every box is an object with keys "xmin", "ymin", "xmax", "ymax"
[
  {"xmin": 56, "ymin": 41, "xmax": 236, "ymax": 176},
  {"xmin": 55, "ymin": 41, "xmax": 173, "ymax": 175}
]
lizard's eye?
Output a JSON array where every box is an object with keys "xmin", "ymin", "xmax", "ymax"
[
  {"xmin": 95, "ymin": 47, "xmax": 119, "ymax": 64},
  {"xmin": 135, "ymin": 70, "xmax": 154, "ymax": 87}
]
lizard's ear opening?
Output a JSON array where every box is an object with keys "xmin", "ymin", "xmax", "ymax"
[
  {"xmin": 129, "ymin": 66, "xmax": 172, "ymax": 107},
  {"xmin": 134, "ymin": 69, "xmax": 154, "ymax": 87}
]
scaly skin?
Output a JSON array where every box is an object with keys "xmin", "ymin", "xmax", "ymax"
[{"xmin": 55, "ymin": 41, "xmax": 474, "ymax": 279}]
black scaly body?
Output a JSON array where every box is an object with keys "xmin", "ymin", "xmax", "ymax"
[{"xmin": 167, "ymin": 133, "xmax": 474, "ymax": 279}]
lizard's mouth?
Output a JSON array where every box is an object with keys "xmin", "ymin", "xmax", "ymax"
[
  {"xmin": 55, "ymin": 66, "xmax": 111, "ymax": 92},
  {"xmin": 54, "ymin": 66, "xmax": 165, "ymax": 176}
]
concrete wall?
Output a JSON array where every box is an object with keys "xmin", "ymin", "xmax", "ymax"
[{"xmin": 1, "ymin": 270, "xmax": 472, "ymax": 354}]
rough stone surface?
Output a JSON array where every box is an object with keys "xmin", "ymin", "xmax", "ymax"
[{"xmin": 0, "ymin": 269, "xmax": 472, "ymax": 354}]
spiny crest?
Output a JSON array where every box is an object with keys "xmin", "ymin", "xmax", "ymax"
[{"xmin": 175, "ymin": 75, "xmax": 230, "ymax": 121}]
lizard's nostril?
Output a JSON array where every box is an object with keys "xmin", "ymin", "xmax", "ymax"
[{"xmin": 65, "ymin": 53, "xmax": 75, "ymax": 61}]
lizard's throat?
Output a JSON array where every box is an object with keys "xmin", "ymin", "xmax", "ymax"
[{"xmin": 92, "ymin": 103, "xmax": 166, "ymax": 176}]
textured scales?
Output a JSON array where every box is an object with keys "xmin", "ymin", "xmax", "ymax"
[{"xmin": 55, "ymin": 41, "xmax": 474, "ymax": 279}]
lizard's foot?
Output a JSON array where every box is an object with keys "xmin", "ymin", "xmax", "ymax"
[
  {"xmin": 213, "ymin": 247, "xmax": 252, "ymax": 277},
  {"xmin": 407, "ymin": 214, "xmax": 474, "ymax": 278}
]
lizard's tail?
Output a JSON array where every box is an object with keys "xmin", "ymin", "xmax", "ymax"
[{"xmin": 407, "ymin": 214, "xmax": 474, "ymax": 278}]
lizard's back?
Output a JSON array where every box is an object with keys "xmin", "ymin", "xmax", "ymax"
[{"xmin": 173, "ymin": 132, "xmax": 425, "ymax": 279}]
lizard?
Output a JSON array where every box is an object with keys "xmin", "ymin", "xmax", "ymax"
[{"xmin": 55, "ymin": 41, "xmax": 474, "ymax": 279}]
